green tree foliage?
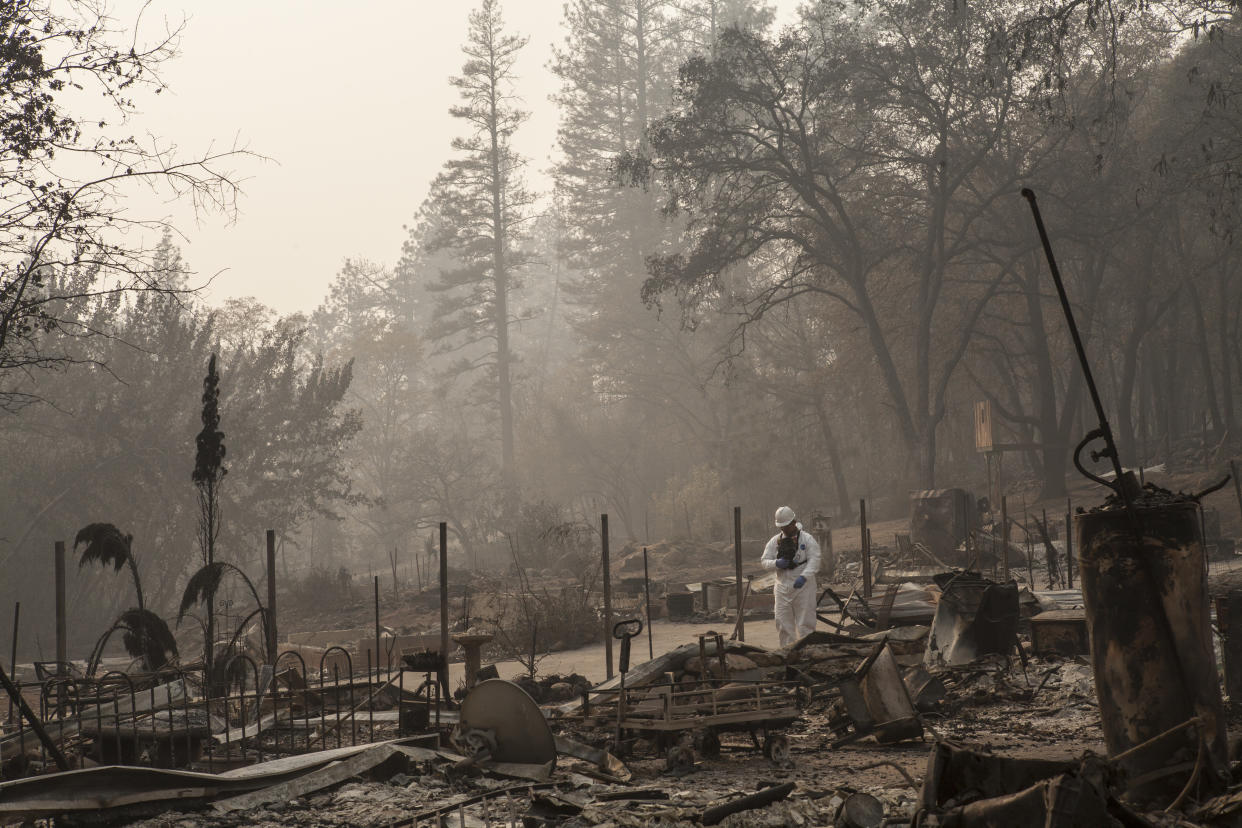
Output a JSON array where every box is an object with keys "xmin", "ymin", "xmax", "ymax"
[
  {"xmin": 293, "ymin": 0, "xmax": 1242, "ymax": 542},
  {"xmin": 542, "ymin": 0, "xmax": 780, "ymax": 533},
  {"xmin": 0, "ymin": 287, "xmax": 360, "ymax": 656},
  {"xmin": 640, "ymin": 0, "xmax": 1070, "ymax": 488},
  {"xmin": 415, "ymin": 0, "xmax": 533, "ymax": 500},
  {"xmin": 0, "ymin": 0, "xmax": 246, "ymax": 411},
  {"xmin": 310, "ymin": 258, "xmax": 474, "ymax": 566},
  {"xmin": 551, "ymin": 0, "xmax": 683, "ymax": 322},
  {"xmin": 675, "ymin": 0, "xmax": 774, "ymax": 55},
  {"xmin": 15, "ymin": 0, "xmax": 1242, "ymax": 653}
]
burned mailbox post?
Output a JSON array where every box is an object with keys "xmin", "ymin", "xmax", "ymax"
[{"xmin": 1024, "ymin": 188, "xmax": 1229, "ymax": 803}]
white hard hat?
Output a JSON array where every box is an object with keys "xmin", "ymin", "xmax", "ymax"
[{"xmin": 774, "ymin": 506, "xmax": 796, "ymax": 527}]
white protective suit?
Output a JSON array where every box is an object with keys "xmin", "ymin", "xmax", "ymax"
[{"xmin": 760, "ymin": 524, "xmax": 821, "ymax": 647}]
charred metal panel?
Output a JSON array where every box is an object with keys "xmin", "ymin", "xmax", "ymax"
[{"xmin": 924, "ymin": 573, "xmax": 1018, "ymax": 667}]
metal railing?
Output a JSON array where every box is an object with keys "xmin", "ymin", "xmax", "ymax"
[{"xmin": 0, "ymin": 647, "xmax": 443, "ymax": 777}]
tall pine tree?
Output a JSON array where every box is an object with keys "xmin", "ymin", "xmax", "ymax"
[
  {"xmin": 417, "ymin": 0, "xmax": 532, "ymax": 501},
  {"xmin": 675, "ymin": 0, "xmax": 774, "ymax": 56}
]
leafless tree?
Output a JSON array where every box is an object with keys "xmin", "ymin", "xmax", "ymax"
[{"xmin": 0, "ymin": 0, "xmax": 253, "ymax": 410}]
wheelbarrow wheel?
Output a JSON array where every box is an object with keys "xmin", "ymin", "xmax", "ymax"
[
  {"xmin": 763, "ymin": 732, "xmax": 790, "ymax": 766},
  {"xmin": 666, "ymin": 744, "xmax": 695, "ymax": 771},
  {"xmin": 695, "ymin": 729, "xmax": 721, "ymax": 759}
]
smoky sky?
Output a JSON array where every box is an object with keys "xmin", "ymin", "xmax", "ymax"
[{"xmin": 118, "ymin": 0, "xmax": 798, "ymax": 315}]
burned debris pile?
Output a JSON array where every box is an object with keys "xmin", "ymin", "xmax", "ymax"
[
  {"xmin": 3, "ymin": 548, "xmax": 1242, "ymax": 828},
  {"xmin": 7, "ymin": 468, "xmax": 1242, "ymax": 828}
]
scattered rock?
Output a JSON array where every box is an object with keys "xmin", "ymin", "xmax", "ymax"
[
  {"xmin": 546, "ymin": 681, "xmax": 575, "ymax": 702},
  {"xmin": 789, "ymin": 644, "xmax": 856, "ymax": 663},
  {"xmin": 683, "ymin": 653, "xmax": 759, "ymax": 675},
  {"xmin": 512, "ymin": 672, "xmax": 593, "ymax": 704},
  {"xmin": 744, "ymin": 650, "xmax": 786, "ymax": 668}
]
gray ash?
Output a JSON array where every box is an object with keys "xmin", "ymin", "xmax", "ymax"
[{"xmin": 1091, "ymin": 482, "xmax": 1198, "ymax": 513}]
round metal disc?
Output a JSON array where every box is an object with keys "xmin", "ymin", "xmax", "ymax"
[{"xmin": 458, "ymin": 679, "xmax": 557, "ymax": 767}]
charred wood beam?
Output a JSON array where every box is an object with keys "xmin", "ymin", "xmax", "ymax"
[
  {"xmin": 0, "ymin": 660, "xmax": 69, "ymax": 771},
  {"xmin": 701, "ymin": 781, "xmax": 795, "ymax": 826}
]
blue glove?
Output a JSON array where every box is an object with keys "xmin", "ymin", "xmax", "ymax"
[
  {"xmin": 775, "ymin": 558, "xmax": 791, "ymax": 569},
  {"xmin": 793, "ymin": 575, "xmax": 806, "ymax": 589}
]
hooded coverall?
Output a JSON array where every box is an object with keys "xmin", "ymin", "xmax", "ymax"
[{"xmin": 760, "ymin": 525, "xmax": 821, "ymax": 647}]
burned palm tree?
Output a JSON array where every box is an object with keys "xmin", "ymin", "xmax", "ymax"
[
  {"xmin": 192, "ymin": 353, "xmax": 226, "ymax": 684},
  {"xmin": 179, "ymin": 562, "xmax": 268, "ymax": 651},
  {"xmin": 85, "ymin": 610, "xmax": 180, "ymax": 679},
  {"xmin": 178, "ymin": 561, "xmax": 270, "ymax": 687},
  {"xmin": 75, "ymin": 523, "xmax": 178, "ymax": 676},
  {"xmin": 76, "ymin": 523, "xmax": 144, "ymax": 609}
]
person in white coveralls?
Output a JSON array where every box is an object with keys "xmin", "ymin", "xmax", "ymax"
[{"xmin": 760, "ymin": 505, "xmax": 821, "ymax": 647}]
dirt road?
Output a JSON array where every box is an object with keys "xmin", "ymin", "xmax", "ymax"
[{"xmin": 431, "ymin": 616, "xmax": 784, "ymax": 690}]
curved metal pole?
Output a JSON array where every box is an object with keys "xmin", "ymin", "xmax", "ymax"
[{"xmin": 1022, "ymin": 189, "xmax": 1135, "ymax": 517}]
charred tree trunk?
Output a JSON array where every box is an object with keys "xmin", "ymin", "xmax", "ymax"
[
  {"xmin": 1213, "ymin": 257, "xmax": 1236, "ymax": 439},
  {"xmin": 1051, "ymin": 250, "xmax": 1108, "ymax": 487},
  {"xmin": 849, "ymin": 274, "xmax": 922, "ymax": 485},
  {"xmin": 1187, "ymin": 278, "xmax": 1222, "ymax": 440},
  {"xmin": 1021, "ymin": 260, "xmax": 1069, "ymax": 500},
  {"xmin": 812, "ymin": 399, "xmax": 853, "ymax": 521}
]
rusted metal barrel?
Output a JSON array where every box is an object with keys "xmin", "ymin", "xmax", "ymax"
[{"xmin": 1077, "ymin": 500, "xmax": 1228, "ymax": 803}]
